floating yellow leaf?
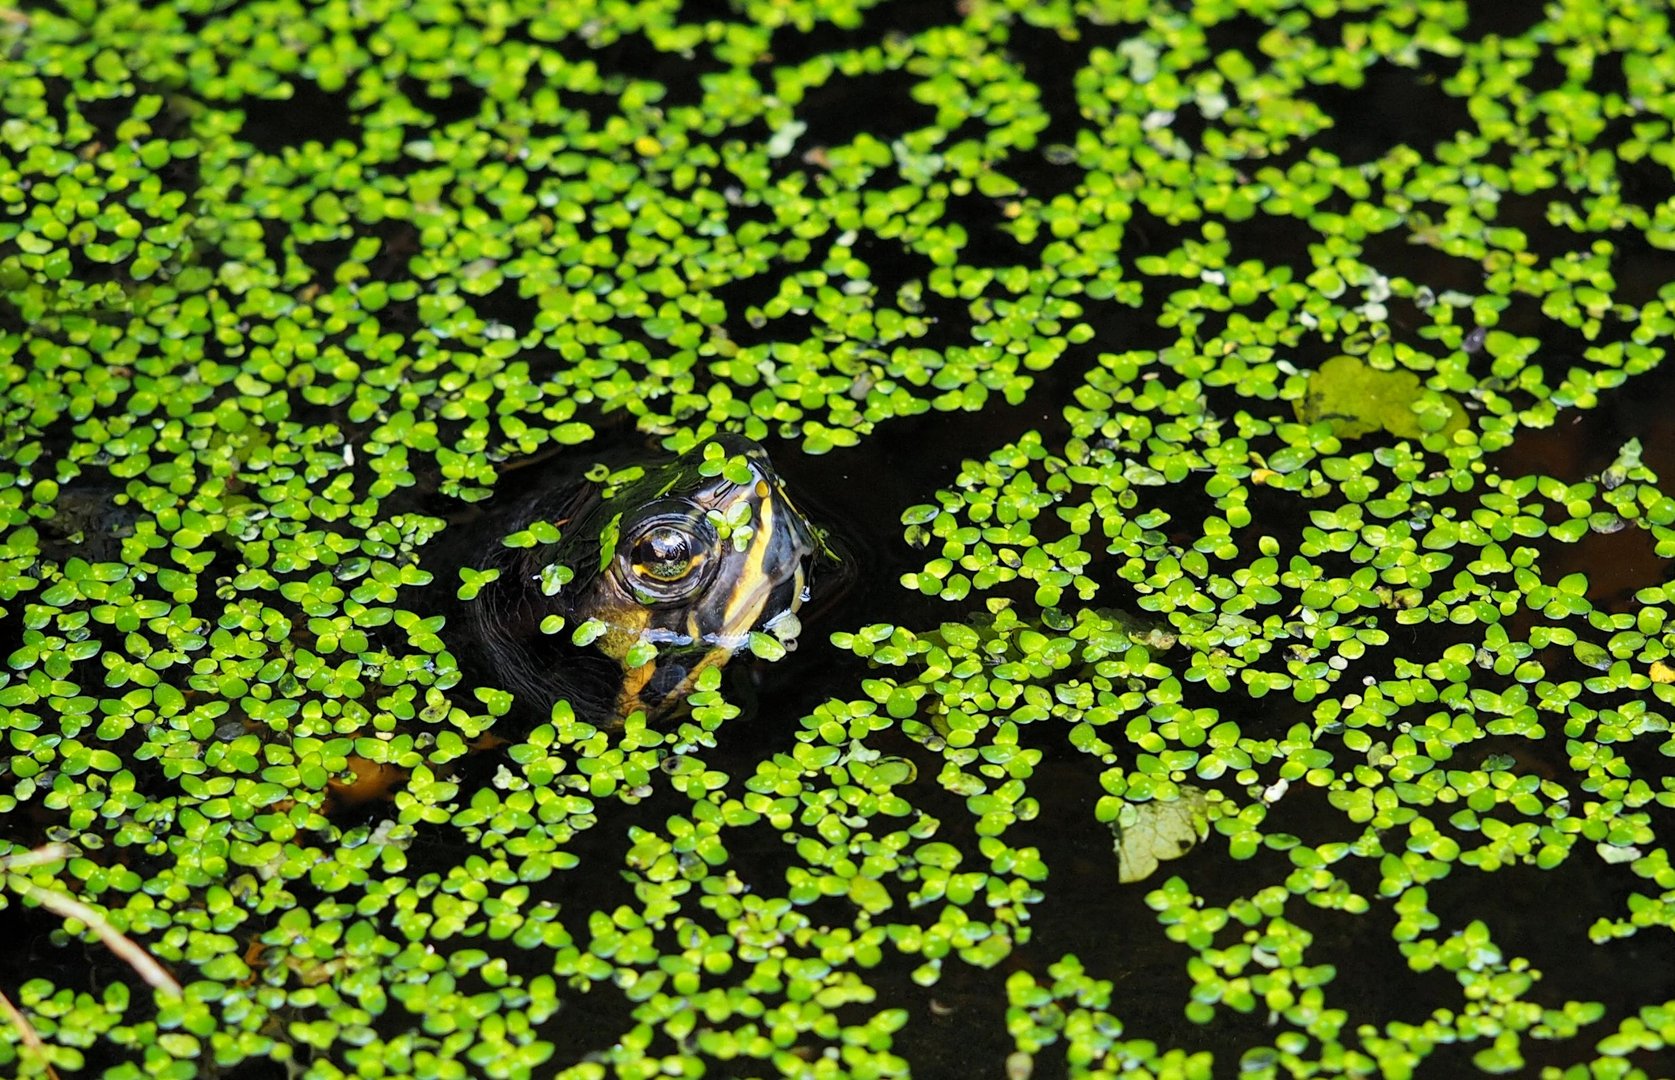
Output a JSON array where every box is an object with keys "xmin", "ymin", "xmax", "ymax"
[{"xmin": 1111, "ymin": 787, "xmax": 1211, "ymax": 884}]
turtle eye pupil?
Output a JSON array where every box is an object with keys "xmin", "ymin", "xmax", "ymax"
[{"xmin": 634, "ymin": 525, "xmax": 694, "ymax": 582}]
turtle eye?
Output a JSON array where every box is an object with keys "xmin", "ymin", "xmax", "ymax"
[
  {"xmin": 632, "ymin": 524, "xmax": 698, "ymax": 583},
  {"xmin": 617, "ymin": 509, "xmax": 719, "ymax": 604}
]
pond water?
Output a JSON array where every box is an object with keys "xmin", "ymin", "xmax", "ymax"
[{"xmin": 3, "ymin": 0, "xmax": 1675, "ymax": 1077}]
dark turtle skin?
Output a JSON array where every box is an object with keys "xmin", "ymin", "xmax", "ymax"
[{"xmin": 453, "ymin": 435, "xmax": 824, "ymax": 723}]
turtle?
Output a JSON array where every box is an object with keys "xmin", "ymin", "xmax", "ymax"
[{"xmin": 448, "ymin": 434, "xmax": 827, "ymax": 723}]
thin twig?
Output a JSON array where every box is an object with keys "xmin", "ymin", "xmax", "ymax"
[
  {"xmin": 4, "ymin": 855, "xmax": 183, "ymax": 997},
  {"xmin": 0, "ymin": 844, "xmax": 71, "ymax": 871},
  {"xmin": 0, "ymin": 987, "xmax": 59, "ymax": 1080}
]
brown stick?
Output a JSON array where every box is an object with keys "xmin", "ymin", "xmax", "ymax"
[
  {"xmin": 2, "ymin": 845, "xmax": 183, "ymax": 997},
  {"xmin": 0, "ymin": 986, "xmax": 60, "ymax": 1080}
]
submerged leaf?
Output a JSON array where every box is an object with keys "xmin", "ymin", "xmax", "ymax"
[
  {"xmin": 1111, "ymin": 787, "xmax": 1211, "ymax": 884},
  {"xmin": 1295, "ymin": 355, "xmax": 1467, "ymax": 440}
]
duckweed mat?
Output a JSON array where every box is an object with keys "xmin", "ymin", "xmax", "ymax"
[{"xmin": 3, "ymin": 0, "xmax": 1675, "ymax": 1076}]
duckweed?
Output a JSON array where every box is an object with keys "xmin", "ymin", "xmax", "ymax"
[{"xmin": 3, "ymin": 0, "xmax": 1675, "ymax": 1076}]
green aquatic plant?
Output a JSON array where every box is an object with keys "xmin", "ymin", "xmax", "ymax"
[{"xmin": 3, "ymin": 0, "xmax": 1675, "ymax": 1076}]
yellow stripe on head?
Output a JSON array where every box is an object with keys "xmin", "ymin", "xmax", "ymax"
[{"xmin": 718, "ymin": 494, "xmax": 776, "ymax": 639}]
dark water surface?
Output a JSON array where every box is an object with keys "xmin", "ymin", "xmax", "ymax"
[{"xmin": 6, "ymin": 0, "xmax": 1675, "ymax": 1076}]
